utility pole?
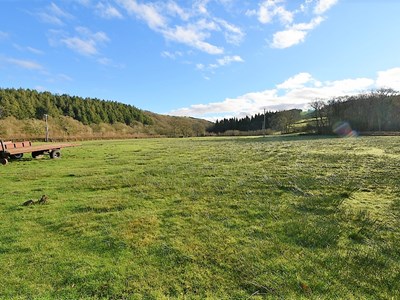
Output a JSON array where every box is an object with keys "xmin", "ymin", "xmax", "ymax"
[{"xmin": 44, "ymin": 114, "xmax": 49, "ymax": 142}]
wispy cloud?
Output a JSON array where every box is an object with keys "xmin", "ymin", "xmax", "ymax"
[
  {"xmin": 116, "ymin": 0, "xmax": 245, "ymax": 56},
  {"xmin": 214, "ymin": 18, "xmax": 245, "ymax": 45},
  {"xmin": 59, "ymin": 27, "xmax": 110, "ymax": 56},
  {"xmin": 314, "ymin": 0, "xmax": 339, "ymax": 15},
  {"xmin": 27, "ymin": 47, "xmax": 45, "ymax": 55},
  {"xmin": 257, "ymin": 0, "xmax": 294, "ymax": 25},
  {"xmin": 194, "ymin": 0, "xmax": 211, "ymax": 15},
  {"xmin": 248, "ymin": 0, "xmax": 338, "ymax": 49},
  {"xmin": 167, "ymin": 68, "xmax": 396, "ymax": 120},
  {"xmin": 165, "ymin": 1, "xmax": 190, "ymax": 20},
  {"xmin": 196, "ymin": 55, "xmax": 244, "ymax": 71},
  {"xmin": 0, "ymin": 31, "xmax": 9, "ymax": 40},
  {"xmin": 57, "ymin": 73, "xmax": 73, "ymax": 82},
  {"xmin": 97, "ymin": 57, "xmax": 125, "ymax": 68},
  {"xmin": 13, "ymin": 44, "xmax": 45, "ymax": 55},
  {"xmin": 217, "ymin": 55, "xmax": 244, "ymax": 66},
  {"xmin": 95, "ymin": 2, "xmax": 123, "ymax": 19},
  {"xmin": 117, "ymin": 0, "xmax": 167, "ymax": 30},
  {"xmin": 161, "ymin": 50, "xmax": 183, "ymax": 59},
  {"xmin": 161, "ymin": 24, "xmax": 224, "ymax": 55},
  {"xmin": 5, "ymin": 57, "xmax": 44, "ymax": 70},
  {"xmin": 37, "ymin": 2, "xmax": 73, "ymax": 25}
]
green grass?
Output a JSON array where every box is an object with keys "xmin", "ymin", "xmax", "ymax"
[{"xmin": 1, "ymin": 136, "xmax": 399, "ymax": 299}]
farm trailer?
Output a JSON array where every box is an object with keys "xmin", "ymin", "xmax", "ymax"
[{"xmin": 0, "ymin": 140, "xmax": 79, "ymax": 165}]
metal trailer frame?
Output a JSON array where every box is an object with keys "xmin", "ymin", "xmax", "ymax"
[{"xmin": 0, "ymin": 140, "xmax": 79, "ymax": 165}]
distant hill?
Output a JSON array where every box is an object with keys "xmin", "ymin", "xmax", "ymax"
[
  {"xmin": 0, "ymin": 88, "xmax": 212, "ymax": 140},
  {"xmin": 0, "ymin": 88, "xmax": 152, "ymax": 125},
  {"xmin": 144, "ymin": 112, "xmax": 212, "ymax": 137}
]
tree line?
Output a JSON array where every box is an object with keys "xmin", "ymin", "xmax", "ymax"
[
  {"xmin": 0, "ymin": 88, "xmax": 152, "ymax": 126},
  {"xmin": 311, "ymin": 88, "xmax": 400, "ymax": 133},
  {"xmin": 208, "ymin": 89, "xmax": 400, "ymax": 135},
  {"xmin": 207, "ymin": 109, "xmax": 302, "ymax": 134}
]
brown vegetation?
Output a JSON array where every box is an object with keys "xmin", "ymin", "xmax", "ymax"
[{"xmin": 0, "ymin": 113, "xmax": 212, "ymax": 141}]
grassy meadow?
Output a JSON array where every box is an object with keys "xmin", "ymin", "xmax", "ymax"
[{"xmin": 0, "ymin": 136, "xmax": 399, "ymax": 299}]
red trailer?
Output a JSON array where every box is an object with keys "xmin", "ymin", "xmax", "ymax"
[{"xmin": 0, "ymin": 140, "xmax": 79, "ymax": 165}]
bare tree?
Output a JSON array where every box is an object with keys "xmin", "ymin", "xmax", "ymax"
[{"xmin": 310, "ymin": 100, "xmax": 327, "ymax": 133}]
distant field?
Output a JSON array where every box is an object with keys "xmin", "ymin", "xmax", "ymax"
[{"xmin": 0, "ymin": 136, "xmax": 399, "ymax": 299}]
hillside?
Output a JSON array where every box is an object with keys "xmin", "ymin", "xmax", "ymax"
[{"xmin": 0, "ymin": 88, "xmax": 212, "ymax": 140}]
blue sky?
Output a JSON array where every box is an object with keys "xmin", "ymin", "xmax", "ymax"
[{"xmin": 1, "ymin": 0, "xmax": 400, "ymax": 120}]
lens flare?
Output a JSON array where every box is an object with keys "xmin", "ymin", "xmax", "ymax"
[{"xmin": 332, "ymin": 121, "xmax": 358, "ymax": 137}]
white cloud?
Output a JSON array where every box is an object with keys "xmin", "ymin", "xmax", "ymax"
[
  {"xmin": 95, "ymin": 2, "xmax": 123, "ymax": 19},
  {"xmin": 258, "ymin": 3, "xmax": 274, "ymax": 24},
  {"xmin": 37, "ymin": 3, "xmax": 73, "ymax": 25},
  {"xmin": 214, "ymin": 18, "xmax": 245, "ymax": 45},
  {"xmin": 116, "ymin": 0, "xmax": 245, "ymax": 55},
  {"xmin": 216, "ymin": 55, "xmax": 244, "ymax": 66},
  {"xmin": 326, "ymin": 78, "xmax": 374, "ymax": 93},
  {"xmin": 117, "ymin": 0, "xmax": 167, "ymax": 29},
  {"xmin": 6, "ymin": 58, "xmax": 44, "ymax": 70},
  {"xmin": 167, "ymin": 70, "xmax": 386, "ymax": 120},
  {"xmin": 161, "ymin": 51, "xmax": 183, "ymax": 59},
  {"xmin": 245, "ymin": 9, "xmax": 257, "ymax": 17},
  {"xmin": 314, "ymin": 0, "xmax": 339, "ymax": 15},
  {"xmin": 194, "ymin": 0, "xmax": 211, "ymax": 15},
  {"xmin": 196, "ymin": 63, "xmax": 205, "ymax": 70},
  {"xmin": 376, "ymin": 68, "xmax": 400, "ymax": 91},
  {"xmin": 275, "ymin": 6, "xmax": 294, "ymax": 24},
  {"xmin": 298, "ymin": 0, "xmax": 314, "ymax": 13},
  {"xmin": 277, "ymin": 72, "xmax": 314, "ymax": 89},
  {"xmin": 258, "ymin": 0, "xmax": 294, "ymax": 25},
  {"xmin": 97, "ymin": 57, "xmax": 125, "ymax": 68},
  {"xmin": 162, "ymin": 25, "xmax": 223, "ymax": 55},
  {"xmin": 197, "ymin": 55, "xmax": 244, "ymax": 71},
  {"xmin": 196, "ymin": 19, "xmax": 219, "ymax": 31},
  {"xmin": 247, "ymin": 0, "xmax": 335, "ymax": 49},
  {"xmin": 117, "ymin": 0, "xmax": 222, "ymax": 54},
  {"xmin": 27, "ymin": 47, "xmax": 45, "ymax": 55},
  {"xmin": 62, "ymin": 37, "xmax": 98, "ymax": 55},
  {"xmin": 271, "ymin": 16, "xmax": 324, "ymax": 48},
  {"xmin": 165, "ymin": 1, "xmax": 190, "ymax": 20},
  {"xmin": 271, "ymin": 29, "xmax": 307, "ymax": 49},
  {"xmin": 60, "ymin": 27, "xmax": 110, "ymax": 56},
  {"xmin": 13, "ymin": 44, "xmax": 45, "ymax": 55},
  {"xmin": 292, "ymin": 16, "xmax": 324, "ymax": 30}
]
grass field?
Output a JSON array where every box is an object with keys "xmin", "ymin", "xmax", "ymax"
[{"xmin": 1, "ymin": 136, "xmax": 399, "ymax": 299}]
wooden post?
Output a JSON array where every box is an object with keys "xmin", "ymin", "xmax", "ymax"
[{"xmin": 44, "ymin": 114, "xmax": 49, "ymax": 142}]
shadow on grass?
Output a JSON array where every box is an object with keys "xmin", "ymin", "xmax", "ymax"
[{"xmin": 5, "ymin": 157, "xmax": 49, "ymax": 164}]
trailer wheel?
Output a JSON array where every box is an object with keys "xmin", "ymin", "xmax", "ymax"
[
  {"xmin": 11, "ymin": 153, "xmax": 23, "ymax": 160},
  {"xmin": 50, "ymin": 150, "xmax": 61, "ymax": 159},
  {"xmin": 32, "ymin": 151, "xmax": 43, "ymax": 159},
  {"xmin": 1, "ymin": 158, "xmax": 8, "ymax": 165}
]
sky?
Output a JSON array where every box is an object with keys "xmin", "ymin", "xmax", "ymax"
[{"xmin": 1, "ymin": 0, "xmax": 400, "ymax": 121}]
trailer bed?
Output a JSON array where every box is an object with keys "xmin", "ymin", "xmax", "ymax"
[{"xmin": 1, "ymin": 140, "xmax": 79, "ymax": 165}]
